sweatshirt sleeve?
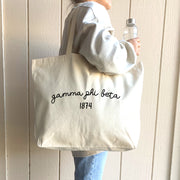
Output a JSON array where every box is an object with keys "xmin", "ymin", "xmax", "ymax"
[{"xmin": 77, "ymin": 12, "xmax": 137, "ymax": 75}]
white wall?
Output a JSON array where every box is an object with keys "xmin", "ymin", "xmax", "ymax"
[{"xmin": 0, "ymin": 0, "xmax": 180, "ymax": 179}]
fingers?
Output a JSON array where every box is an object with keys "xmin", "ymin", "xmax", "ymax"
[
  {"xmin": 136, "ymin": 37, "xmax": 141, "ymax": 48},
  {"xmin": 127, "ymin": 37, "xmax": 141, "ymax": 56},
  {"xmin": 135, "ymin": 38, "xmax": 141, "ymax": 56}
]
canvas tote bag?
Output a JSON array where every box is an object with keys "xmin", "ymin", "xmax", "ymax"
[{"xmin": 31, "ymin": 9, "xmax": 144, "ymax": 151}]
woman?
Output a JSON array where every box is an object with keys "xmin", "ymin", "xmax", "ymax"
[{"xmin": 59, "ymin": 0, "xmax": 141, "ymax": 179}]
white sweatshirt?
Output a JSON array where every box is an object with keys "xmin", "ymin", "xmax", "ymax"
[{"xmin": 59, "ymin": 1, "xmax": 137, "ymax": 157}]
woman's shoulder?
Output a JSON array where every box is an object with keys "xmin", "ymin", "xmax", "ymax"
[{"xmin": 73, "ymin": 1, "xmax": 112, "ymax": 25}]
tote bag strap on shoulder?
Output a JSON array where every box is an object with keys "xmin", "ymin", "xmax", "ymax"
[{"xmin": 66, "ymin": 8, "xmax": 79, "ymax": 55}]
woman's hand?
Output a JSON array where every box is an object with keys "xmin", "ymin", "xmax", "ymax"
[{"xmin": 127, "ymin": 37, "xmax": 141, "ymax": 56}]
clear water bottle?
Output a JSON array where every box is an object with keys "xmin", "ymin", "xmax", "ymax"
[{"xmin": 123, "ymin": 18, "xmax": 138, "ymax": 40}]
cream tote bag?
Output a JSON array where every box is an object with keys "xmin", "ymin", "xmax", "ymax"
[{"xmin": 31, "ymin": 9, "xmax": 144, "ymax": 151}]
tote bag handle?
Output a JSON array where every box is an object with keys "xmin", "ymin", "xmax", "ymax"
[{"xmin": 66, "ymin": 8, "xmax": 78, "ymax": 55}]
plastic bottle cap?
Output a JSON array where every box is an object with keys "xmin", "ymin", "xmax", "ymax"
[{"xmin": 126, "ymin": 18, "xmax": 136, "ymax": 26}]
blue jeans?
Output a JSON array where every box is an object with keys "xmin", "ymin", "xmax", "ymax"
[{"xmin": 73, "ymin": 151, "xmax": 108, "ymax": 180}]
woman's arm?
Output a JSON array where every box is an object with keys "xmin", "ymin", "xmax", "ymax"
[{"xmin": 77, "ymin": 16, "xmax": 138, "ymax": 75}]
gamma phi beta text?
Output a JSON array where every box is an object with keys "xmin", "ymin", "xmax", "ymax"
[{"xmin": 50, "ymin": 88, "xmax": 121, "ymax": 109}]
